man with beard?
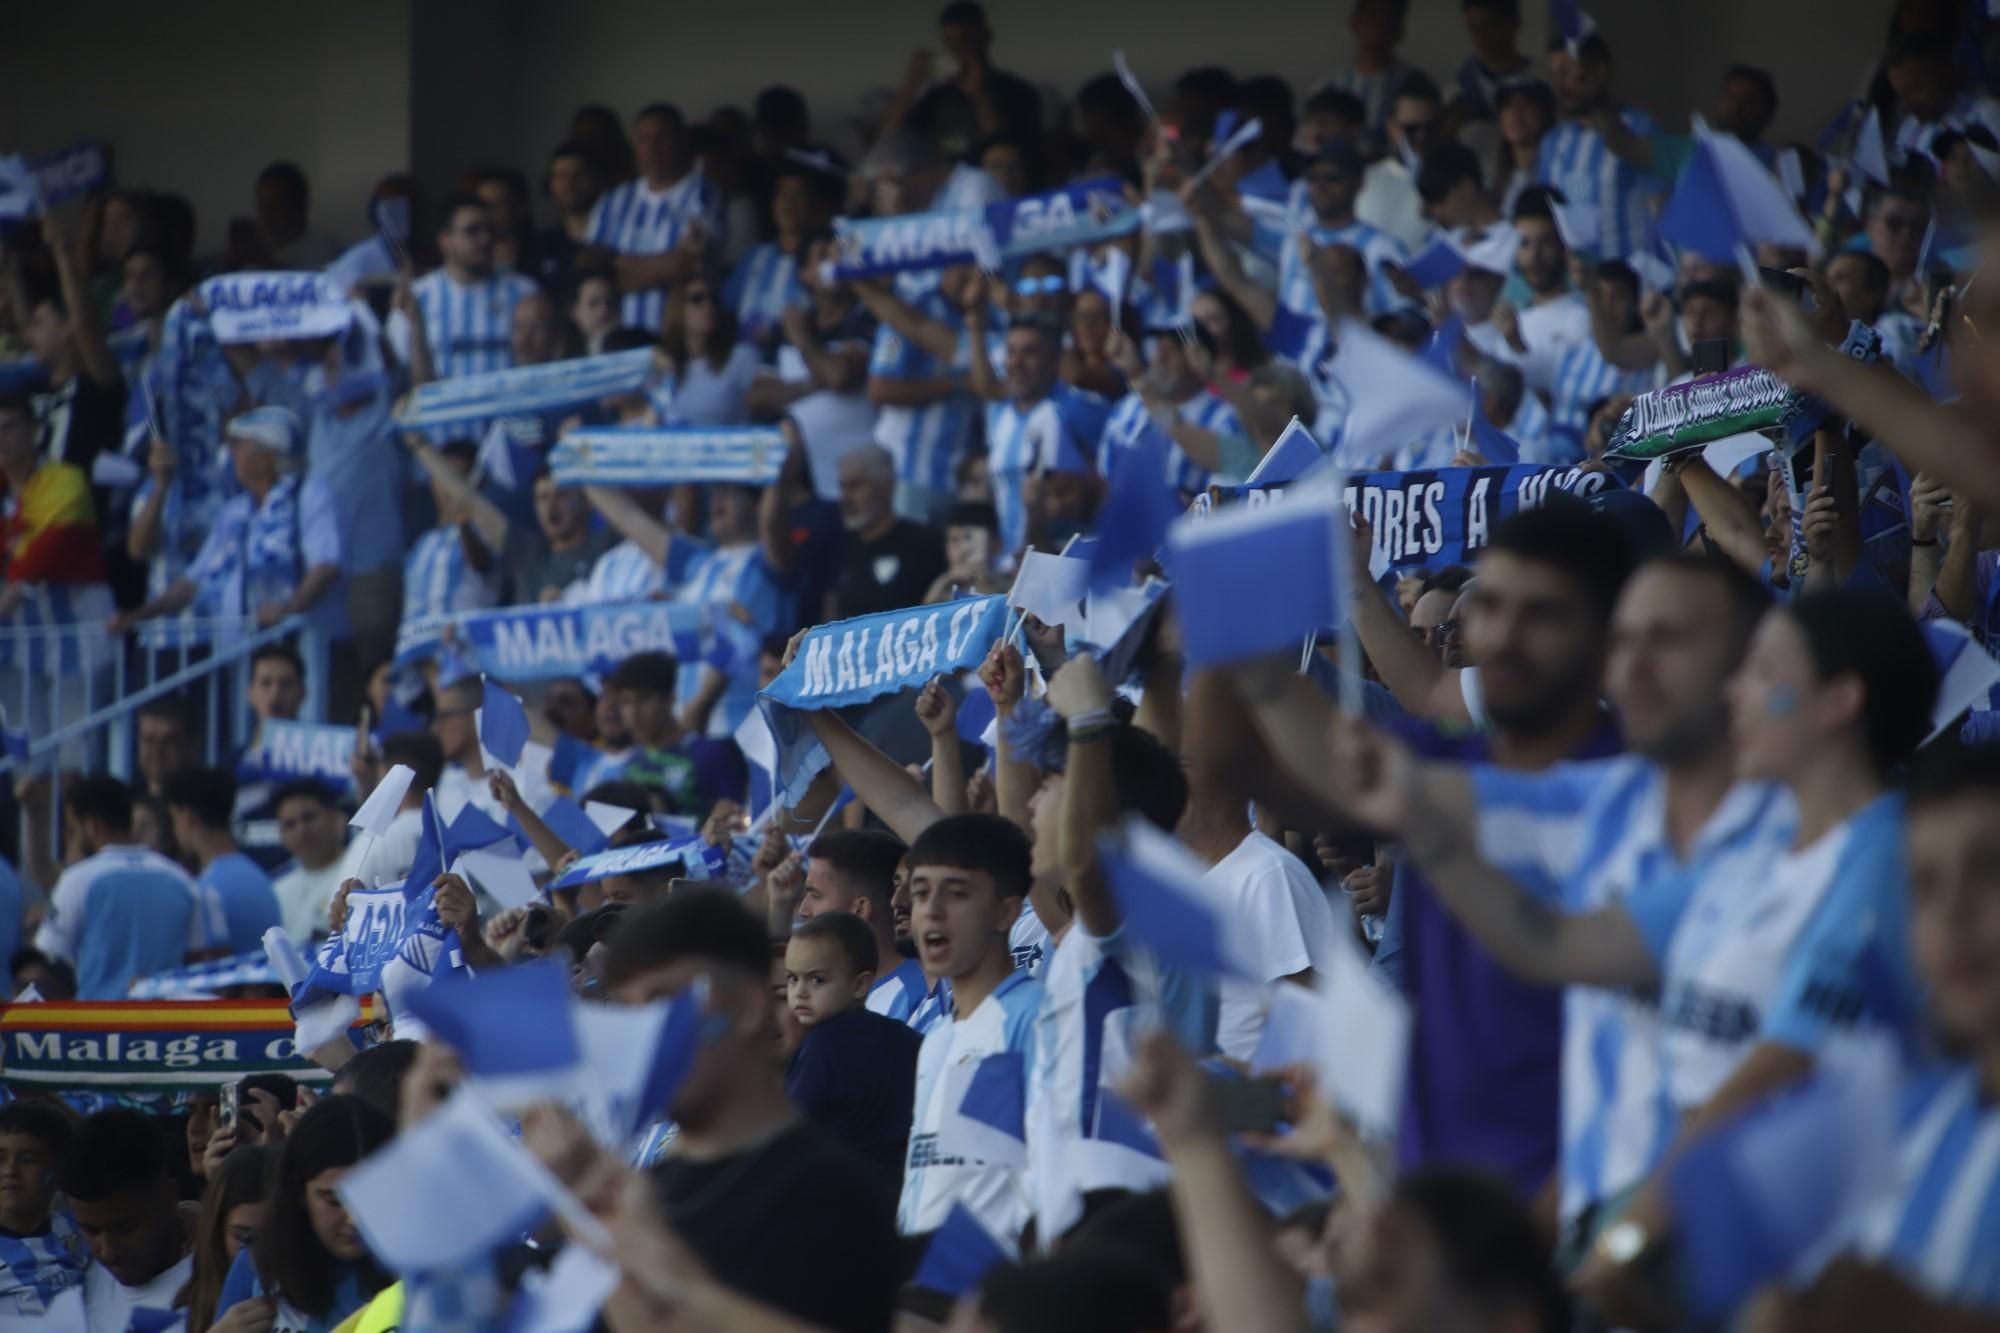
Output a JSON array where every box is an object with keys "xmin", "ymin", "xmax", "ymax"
[
  {"xmin": 826, "ymin": 444, "xmax": 946, "ymax": 621},
  {"xmin": 1222, "ymin": 502, "xmax": 1636, "ymax": 1199}
]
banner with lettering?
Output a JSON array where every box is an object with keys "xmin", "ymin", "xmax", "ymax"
[
  {"xmin": 548, "ymin": 836, "xmax": 726, "ymax": 891},
  {"xmin": 758, "ymin": 595, "xmax": 1012, "ymax": 803},
  {"xmin": 1604, "ymin": 366, "xmax": 1801, "ymax": 462},
  {"xmin": 238, "ymin": 721, "xmax": 357, "ymax": 793},
  {"xmin": 0, "ymin": 1000, "xmax": 375, "ymax": 1096},
  {"xmin": 197, "ymin": 273, "xmax": 354, "ymax": 344},
  {"xmin": 0, "ymin": 140, "xmax": 109, "ymax": 220},
  {"xmin": 1195, "ymin": 463, "xmax": 1618, "ymax": 578},
  {"xmin": 549, "ymin": 426, "xmax": 786, "ymax": 488},
  {"xmin": 394, "ymin": 348, "xmax": 660, "ymax": 430},
  {"xmin": 829, "ymin": 177, "xmax": 1142, "ymax": 280},
  {"xmin": 393, "ymin": 600, "xmax": 725, "ymax": 681}
]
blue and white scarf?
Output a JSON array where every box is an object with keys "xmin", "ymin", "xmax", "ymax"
[
  {"xmin": 394, "ymin": 348, "xmax": 659, "ymax": 431},
  {"xmin": 198, "ymin": 273, "xmax": 354, "ymax": 344},
  {"xmin": 0, "ymin": 1213, "xmax": 87, "ymax": 1316},
  {"xmin": 548, "ymin": 425, "xmax": 785, "ymax": 488}
]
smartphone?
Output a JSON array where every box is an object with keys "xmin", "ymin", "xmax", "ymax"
[
  {"xmin": 1757, "ymin": 266, "xmax": 1808, "ymax": 301},
  {"xmin": 218, "ymin": 1080, "xmax": 240, "ymax": 1134},
  {"xmin": 1207, "ymin": 1073, "xmax": 1287, "ymax": 1135}
]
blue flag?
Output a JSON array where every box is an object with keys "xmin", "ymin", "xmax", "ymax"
[
  {"xmin": 529, "ymin": 795, "xmax": 613, "ymax": 857},
  {"xmin": 1095, "ymin": 818, "xmax": 1261, "ymax": 979},
  {"xmin": 1243, "ymin": 418, "xmax": 1328, "ymax": 487},
  {"xmin": 1469, "ymin": 392, "xmax": 1521, "ymax": 465},
  {"xmin": 757, "ymin": 596, "xmax": 1013, "ymax": 804},
  {"xmin": 479, "ymin": 679, "xmax": 531, "ymax": 768},
  {"xmin": 406, "ymin": 960, "xmax": 579, "ymax": 1083},
  {"xmin": 1165, "ymin": 476, "xmax": 1350, "ymax": 669},
  {"xmin": 1658, "ymin": 129, "xmax": 1817, "ymax": 264},
  {"xmin": 912, "ymin": 1204, "xmax": 1013, "ymax": 1298},
  {"xmin": 441, "ymin": 801, "xmax": 516, "ymax": 864},
  {"xmin": 548, "ymin": 836, "xmax": 724, "ymax": 891},
  {"xmin": 1087, "ymin": 420, "xmax": 1182, "ymax": 591}
]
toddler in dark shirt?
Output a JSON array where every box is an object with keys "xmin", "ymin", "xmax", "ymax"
[{"xmin": 782, "ymin": 914, "xmax": 922, "ymax": 1190}]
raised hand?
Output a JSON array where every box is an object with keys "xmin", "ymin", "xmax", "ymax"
[
  {"xmin": 979, "ymin": 640, "xmax": 1027, "ymax": 712},
  {"xmin": 915, "ymin": 677, "xmax": 959, "ymax": 738}
]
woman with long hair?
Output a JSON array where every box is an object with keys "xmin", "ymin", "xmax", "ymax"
[
  {"xmin": 187, "ymin": 1145, "xmax": 275, "ymax": 1333},
  {"xmin": 1190, "ymin": 288, "xmax": 1269, "ymax": 385},
  {"xmin": 661, "ymin": 273, "xmax": 761, "ymax": 427},
  {"xmin": 215, "ymin": 1097, "xmax": 393, "ymax": 1333}
]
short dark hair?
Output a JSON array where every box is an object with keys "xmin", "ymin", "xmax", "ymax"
[
  {"xmin": 1551, "ymin": 30, "xmax": 1612, "ymax": 63},
  {"xmin": 380, "ymin": 730, "xmax": 445, "ymax": 794},
  {"xmin": 1640, "ymin": 552, "xmax": 1771, "ymax": 654},
  {"xmin": 272, "ymin": 777, "xmax": 339, "ymax": 813},
  {"xmin": 807, "ymin": 828, "xmax": 906, "ymax": 917},
  {"xmin": 1417, "ymin": 141, "xmax": 1484, "ymax": 205},
  {"xmin": 608, "ymin": 651, "xmax": 679, "ymax": 698},
  {"xmin": 1106, "ymin": 724, "xmax": 1189, "ymax": 832},
  {"xmin": 468, "ymin": 164, "xmax": 529, "ymax": 204},
  {"xmin": 600, "ymin": 888, "xmax": 770, "ymax": 989},
  {"xmin": 0, "ymin": 390, "xmax": 34, "ymax": 424},
  {"xmin": 939, "ymin": 0, "xmax": 987, "ymax": 27},
  {"xmin": 251, "ymin": 642, "xmax": 306, "ymax": 682},
  {"xmin": 602, "ymin": 325, "xmax": 657, "ymax": 354},
  {"xmin": 137, "ymin": 696, "xmax": 192, "ymax": 731},
  {"xmin": 1303, "ymin": 87, "xmax": 1368, "ymax": 126},
  {"xmin": 906, "ymin": 814, "xmax": 1033, "ymax": 902},
  {"xmin": 1592, "ymin": 260, "xmax": 1640, "ymax": 305},
  {"xmin": 64, "ymin": 776, "xmax": 134, "ymax": 835},
  {"xmin": 1680, "ymin": 278, "xmax": 1740, "ymax": 312},
  {"xmin": 753, "ymin": 85, "xmax": 810, "ymax": 137},
  {"xmin": 437, "ymin": 439, "xmax": 479, "ymax": 470},
  {"xmin": 1391, "ymin": 69, "xmax": 1442, "ymax": 108},
  {"xmin": 977, "ymin": 1250, "xmax": 1173, "ymax": 1333},
  {"xmin": 1909, "ymin": 742, "xmax": 2000, "ymax": 813},
  {"xmin": 1060, "ymin": 1188, "xmax": 1187, "ymax": 1288},
  {"xmin": 635, "ymin": 101, "xmax": 685, "ymax": 130},
  {"xmin": 1724, "ymin": 63, "xmax": 1778, "ymax": 119},
  {"xmin": 256, "ymin": 161, "xmax": 309, "ymax": 213},
  {"xmin": 330, "ymin": 1039, "xmax": 420, "ymax": 1121},
  {"xmin": 1510, "ymin": 183, "xmax": 1562, "ymax": 225},
  {"xmin": 163, "ymin": 768, "xmax": 236, "ymax": 830},
  {"xmin": 1831, "ymin": 248, "xmax": 1892, "ymax": 296},
  {"xmin": 58, "ymin": 1109, "xmax": 172, "ymax": 1202},
  {"xmin": 1395, "ymin": 1169, "xmax": 1571, "ymax": 1333},
  {"xmin": 0, "ymin": 1101, "xmax": 74, "ymax": 1157},
  {"xmin": 254, "ymin": 1097, "xmax": 392, "ymax": 1319},
  {"xmin": 947, "ymin": 501, "xmax": 1002, "ymax": 534},
  {"xmin": 790, "ymin": 911, "xmax": 879, "ymax": 976},
  {"xmin": 438, "ymin": 191, "xmax": 487, "ymax": 232},
  {"xmin": 548, "ymin": 139, "xmax": 603, "ymax": 171},
  {"xmin": 1483, "ymin": 502, "xmax": 1639, "ymax": 627},
  {"xmin": 1784, "ymin": 591, "xmax": 1939, "ymax": 778},
  {"xmin": 1419, "ymin": 564, "xmax": 1475, "ymax": 598},
  {"xmin": 8, "ymin": 950, "xmax": 75, "ymax": 999}
]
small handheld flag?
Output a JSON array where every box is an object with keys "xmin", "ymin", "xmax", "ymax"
[{"xmin": 479, "ymin": 677, "xmax": 531, "ymax": 768}]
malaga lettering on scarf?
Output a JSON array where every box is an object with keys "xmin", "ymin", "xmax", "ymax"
[
  {"xmin": 198, "ymin": 273, "xmax": 354, "ymax": 344},
  {"xmin": 243, "ymin": 720, "xmax": 357, "ymax": 791},
  {"xmin": 393, "ymin": 601, "xmax": 712, "ymax": 679},
  {"xmin": 549, "ymin": 426, "xmax": 785, "ymax": 488},
  {"xmin": 0, "ymin": 999, "xmax": 371, "ymax": 1095},
  {"xmin": 759, "ymin": 596, "xmax": 1011, "ymax": 803},
  {"xmin": 395, "ymin": 348, "xmax": 659, "ymax": 430},
  {"xmin": 830, "ymin": 178, "xmax": 1143, "ymax": 280},
  {"xmin": 0, "ymin": 140, "xmax": 108, "ymax": 220}
]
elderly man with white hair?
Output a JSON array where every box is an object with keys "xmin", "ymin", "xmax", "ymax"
[
  {"xmin": 829, "ymin": 442, "xmax": 947, "ymax": 620},
  {"xmin": 113, "ymin": 405, "xmax": 342, "ymax": 631}
]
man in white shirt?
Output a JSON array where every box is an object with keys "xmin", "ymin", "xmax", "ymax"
[
  {"xmin": 1356, "ymin": 71, "xmax": 1445, "ymax": 250},
  {"xmin": 349, "ymin": 732, "xmax": 445, "ymax": 888},
  {"xmin": 1489, "ymin": 187, "xmax": 1593, "ymax": 395},
  {"xmin": 58, "ymin": 1110, "xmax": 194, "ymax": 1333},
  {"xmin": 271, "ymin": 779, "xmax": 353, "ymax": 945}
]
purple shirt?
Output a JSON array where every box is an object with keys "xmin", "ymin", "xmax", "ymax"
[{"xmin": 1391, "ymin": 717, "xmax": 1623, "ymax": 1197}]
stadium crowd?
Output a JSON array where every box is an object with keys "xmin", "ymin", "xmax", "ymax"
[{"xmin": 2, "ymin": 0, "xmax": 2000, "ymax": 1328}]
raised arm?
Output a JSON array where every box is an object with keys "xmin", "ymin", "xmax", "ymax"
[
  {"xmin": 1188, "ymin": 206, "xmax": 1276, "ymax": 332},
  {"xmin": 407, "ymin": 437, "xmax": 511, "ymax": 552},
  {"xmin": 852, "ymin": 280, "xmax": 962, "ymax": 364},
  {"xmin": 801, "ymin": 710, "xmax": 945, "ymax": 843},
  {"xmin": 758, "ymin": 424, "xmax": 809, "ymax": 577},
  {"xmin": 1678, "ymin": 455, "xmax": 1771, "ymax": 577},
  {"xmin": 487, "ymin": 769, "xmax": 574, "ymax": 870},
  {"xmin": 1346, "ymin": 517, "xmax": 1473, "ymax": 723},
  {"xmin": 914, "ymin": 679, "xmax": 970, "ymax": 816},
  {"xmin": 583, "ymin": 484, "xmax": 674, "ymax": 566},
  {"xmin": 1048, "ymin": 656, "xmax": 1128, "ymax": 937},
  {"xmin": 978, "ymin": 641, "xmax": 1040, "ymax": 834},
  {"xmin": 390, "ymin": 273, "xmax": 438, "ymax": 388},
  {"xmin": 43, "ymin": 214, "xmax": 119, "ymax": 388}
]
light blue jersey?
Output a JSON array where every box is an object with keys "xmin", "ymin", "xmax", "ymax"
[
  {"xmin": 870, "ymin": 322, "xmax": 972, "ymax": 497},
  {"xmin": 1854, "ymin": 1066, "xmax": 2000, "ymax": 1309},
  {"xmin": 723, "ymin": 242, "xmax": 803, "ymax": 344},
  {"xmin": 1097, "ymin": 389, "xmax": 1239, "ymax": 495},
  {"xmin": 1279, "ymin": 219, "xmax": 1407, "ymax": 320},
  {"xmin": 391, "ymin": 271, "xmax": 542, "ymax": 381},
  {"xmin": 575, "ymin": 539, "xmax": 665, "ymax": 605},
  {"xmin": 900, "ymin": 969, "xmax": 1043, "ymax": 1237},
  {"xmin": 182, "ymin": 475, "xmax": 342, "ymax": 620},
  {"xmin": 867, "ymin": 958, "xmax": 952, "ymax": 1035},
  {"xmin": 985, "ymin": 385, "xmax": 1114, "ymax": 554},
  {"xmin": 1626, "ymin": 794, "xmax": 1924, "ymax": 1106},
  {"xmin": 402, "ymin": 526, "xmax": 499, "ymax": 622},
  {"xmin": 1548, "ymin": 339, "xmax": 1658, "ymax": 457},
  {"xmin": 1471, "ymin": 758, "xmax": 1796, "ymax": 1221},
  {"xmin": 586, "ymin": 173, "xmax": 725, "ymax": 331},
  {"xmin": 34, "ymin": 846, "xmax": 206, "ymax": 999},
  {"xmin": 1537, "ymin": 111, "xmax": 1664, "ymax": 260},
  {"xmin": 196, "ymin": 852, "xmax": 284, "ymax": 957},
  {"xmin": 672, "ymin": 541, "xmax": 789, "ymax": 736}
]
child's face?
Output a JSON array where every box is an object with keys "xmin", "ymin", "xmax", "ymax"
[
  {"xmin": 907, "ymin": 864, "xmax": 1020, "ymax": 980},
  {"xmin": 0, "ymin": 1133, "xmax": 59, "ymax": 1228},
  {"xmin": 784, "ymin": 936, "xmax": 871, "ymax": 1028}
]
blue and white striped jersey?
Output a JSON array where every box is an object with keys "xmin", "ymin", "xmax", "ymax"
[
  {"xmin": 1854, "ymin": 1065, "xmax": 2000, "ymax": 1309},
  {"xmin": 182, "ymin": 475, "xmax": 342, "ymax": 620},
  {"xmin": 389, "ymin": 271, "xmax": 542, "ymax": 381},
  {"xmin": 1470, "ymin": 759, "xmax": 1796, "ymax": 1221},
  {"xmin": 1627, "ymin": 794, "xmax": 1924, "ymax": 1104},
  {"xmin": 985, "ymin": 385, "xmax": 1114, "ymax": 554},
  {"xmin": 1321, "ymin": 63, "xmax": 1415, "ymax": 133},
  {"xmin": 899, "ymin": 969, "xmax": 1043, "ymax": 1237},
  {"xmin": 401, "ymin": 525, "xmax": 498, "ymax": 622},
  {"xmin": 1537, "ymin": 110, "xmax": 1664, "ymax": 260},
  {"xmin": 0, "ymin": 1213, "xmax": 86, "ymax": 1316},
  {"xmin": 870, "ymin": 322, "xmax": 973, "ymax": 497},
  {"xmin": 673, "ymin": 540, "xmax": 790, "ymax": 737},
  {"xmin": 723, "ymin": 242, "xmax": 803, "ymax": 344},
  {"xmin": 574, "ymin": 539, "xmax": 665, "ymax": 606},
  {"xmin": 33, "ymin": 845, "xmax": 208, "ymax": 999},
  {"xmin": 1026, "ymin": 922, "xmax": 1215, "ymax": 1241},
  {"xmin": 1098, "ymin": 389, "xmax": 1239, "ymax": 494},
  {"xmin": 867, "ymin": 959, "xmax": 953, "ymax": 1036},
  {"xmin": 1547, "ymin": 339, "xmax": 1659, "ymax": 457},
  {"xmin": 586, "ymin": 172, "xmax": 725, "ymax": 331},
  {"xmin": 1279, "ymin": 219, "xmax": 1407, "ymax": 320}
]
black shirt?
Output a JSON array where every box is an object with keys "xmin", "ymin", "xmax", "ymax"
[
  {"xmin": 784, "ymin": 1007, "xmax": 922, "ymax": 1192},
  {"xmin": 833, "ymin": 518, "xmax": 946, "ymax": 620},
  {"xmin": 654, "ymin": 1121, "xmax": 898, "ymax": 1333}
]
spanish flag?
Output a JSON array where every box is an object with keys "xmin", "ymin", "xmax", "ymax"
[{"xmin": 1, "ymin": 460, "xmax": 106, "ymax": 584}]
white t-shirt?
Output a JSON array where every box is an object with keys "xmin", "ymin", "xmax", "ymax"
[
  {"xmin": 81, "ymin": 1253, "xmax": 192, "ymax": 1333},
  {"xmin": 1203, "ymin": 832, "xmax": 1340, "ymax": 1060},
  {"xmin": 1507, "ymin": 293, "xmax": 1594, "ymax": 396},
  {"xmin": 352, "ymin": 807, "xmax": 423, "ymax": 888},
  {"xmin": 272, "ymin": 857, "xmax": 354, "ymax": 946}
]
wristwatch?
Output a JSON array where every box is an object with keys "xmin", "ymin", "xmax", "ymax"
[{"xmin": 1594, "ymin": 1217, "xmax": 1651, "ymax": 1268}]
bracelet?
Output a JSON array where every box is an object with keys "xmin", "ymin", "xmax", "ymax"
[
  {"xmin": 1069, "ymin": 725, "xmax": 1114, "ymax": 744},
  {"xmin": 1912, "ymin": 536, "xmax": 1939, "ymax": 547},
  {"xmin": 1065, "ymin": 705, "xmax": 1115, "ymax": 734}
]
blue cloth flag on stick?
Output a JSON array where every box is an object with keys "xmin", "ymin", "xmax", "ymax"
[
  {"xmin": 1096, "ymin": 817, "xmax": 1262, "ymax": 979},
  {"xmin": 1087, "ymin": 420, "xmax": 1183, "ymax": 590},
  {"xmin": 1164, "ymin": 473, "xmax": 1351, "ymax": 669},
  {"xmin": 1658, "ymin": 122, "xmax": 1819, "ymax": 263},
  {"xmin": 1244, "ymin": 418, "xmax": 1327, "ymax": 487},
  {"xmin": 913, "ymin": 1204, "xmax": 1015, "ymax": 1299}
]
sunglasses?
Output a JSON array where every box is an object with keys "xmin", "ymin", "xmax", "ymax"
[
  {"xmin": 1014, "ymin": 274, "xmax": 1067, "ymax": 297},
  {"xmin": 684, "ymin": 289, "xmax": 712, "ymax": 306}
]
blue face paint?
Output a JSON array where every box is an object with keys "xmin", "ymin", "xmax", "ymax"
[{"xmin": 1765, "ymin": 684, "xmax": 1800, "ymax": 719}]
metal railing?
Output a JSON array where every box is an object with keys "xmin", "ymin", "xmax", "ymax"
[{"xmin": 2, "ymin": 615, "xmax": 328, "ymax": 868}]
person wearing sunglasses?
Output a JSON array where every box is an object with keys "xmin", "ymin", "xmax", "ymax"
[{"xmin": 663, "ymin": 277, "xmax": 760, "ymax": 428}]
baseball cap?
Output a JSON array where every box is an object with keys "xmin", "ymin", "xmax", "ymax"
[{"xmin": 225, "ymin": 405, "xmax": 304, "ymax": 457}]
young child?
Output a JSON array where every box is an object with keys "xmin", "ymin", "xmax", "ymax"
[
  {"xmin": 0, "ymin": 1101, "xmax": 87, "ymax": 1318},
  {"xmin": 783, "ymin": 913, "xmax": 922, "ymax": 1192}
]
